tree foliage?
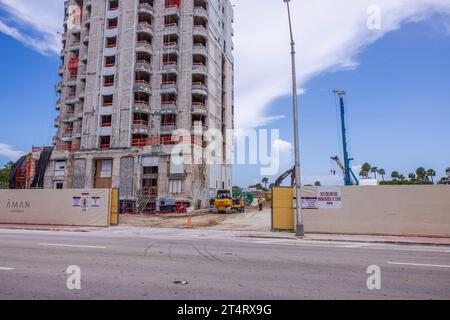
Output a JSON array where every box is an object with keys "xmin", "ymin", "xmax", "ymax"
[{"xmin": 0, "ymin": 162, "xmax": 14, "ymax": 189}]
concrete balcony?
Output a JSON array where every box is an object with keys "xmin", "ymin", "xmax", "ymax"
[
  {"xmin": 194, "ymin": 7, "xmax": 208, "ymax": 19},
  {"xmin": 63, "ymin": 129, "xmax": 73, "ymax": 138},
  {"xmin": 160, "ymin": 124, "xmax": 177, "ymax": 134},
  {"xmin": 193, "ymin": 25, "xmax": 208, "ymax": 37},
  {"xmin": 58, "ymin": 65, "xmax": 65, "ymax": 75},
  {"xmin": 66, "ymin": 77, "xmax": 77, "ymax": 86},
  {"xmin": 52, "ymin": 136, "xmax": 59, "ymax": 145},
  {"xmin": 191, "ymin": 103, "xmax": 208, "ymax": 116},
  {"xmin": 161, "ymin": 102, "xmax": 178, "ymax": 114},
  {"xmin": 131, "ymin": 124, "xmax": 150, "ymax": 135},
  {"xmin": 136, "ymin": 42, "xmax": 152, "ymax": 53},
  {"xmin": 56, "ymin": 82, "xmax": 63, "ymax": 93},
  {"xmin": 137, "ymin": 23, "xmax": 153, "ymax": 35},
  {"xmin": 160, "ymin": 82, "xmax": 177, "ymax": 93},
  {"xmin": 70, "ymin": 40, "xmax": 81, "ymax": 50},
  {"xmin": 54, "ymin": 117, "xmax": 60, "ymax": 128},
  {"xmin": 134, "ymin": 82, "xmax": 152, "ymax": 94},
  {"xmin": 192, "ymin": 43, "xmax": 207, "ymax": 55},
  {"xmin": 192, "ymin": 63, "xmax": 207, "ymax": 75},
  {"xmin": 163, "ymin": 24, "xmax": 179, "ymax": 35},
  {"xmin": 78, "ymin": 65, "xmax": 87, "ymax": 78},
  {"xmin": 162, "ymin": 61, "xmax": 178, "ymax": 73},
  {"xmin": 135, "ymin": 61, "xmax": 152, "ymax": 73},
  {"xmin": 163, "ymin": 42, "xmax": 179, "ymax": 52},
  {"xmin": 78, "ymin": 89, "xmax": 85, "ymax": 99},
  {"xmin": 133, "ymin": 102, "xmax": 151, "ymax": 113},
  {"xmin": 83, "ymin": 34, "xmax": 90, "ymax": 44},
  {"xmin": 192, "ymin": 82, "xmax": 208, "ymax": 94},
  {"xmin": 65, "ymin": 96, "xmax": 79, "ymax": 105},
  {"xmin": 164, "ymin": 5, "xmax": 180, "ymax": 16},
  {"xmin": 56, "ymin": 99, "xmax": 61, "ymax": 110},
  {"xmin": 192, "ymin": 123, "xmax": 208, "ymax": 132},
  {"xmin": 138, "ymin": 3, "xmax": 155, "ymax": 15}
]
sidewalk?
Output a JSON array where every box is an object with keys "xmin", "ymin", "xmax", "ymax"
[
  {"xmin": 0, "ymin": 224, "xmax": 101, "ymax": 232},
  {"xmin": 242, "ymin": 231, "xmax": 450, "ymax": 246},
  {"xmin": 304, "ymin": 233, "xmax": 450, "ymax": 246}
]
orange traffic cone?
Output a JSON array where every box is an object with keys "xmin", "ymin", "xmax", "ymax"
[{"xmin": 187, "ymin": 214, "xmax": 193, "ymax": 229}]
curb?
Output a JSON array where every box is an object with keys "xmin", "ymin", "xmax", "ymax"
[{"xmin": 302, "ymin": 237, "xmax": 450, "ymax": 247}]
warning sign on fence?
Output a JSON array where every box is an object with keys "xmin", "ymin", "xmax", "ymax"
[{"xmin": 317, "ymin": 187, "xmax": 342, "ymax": 209}]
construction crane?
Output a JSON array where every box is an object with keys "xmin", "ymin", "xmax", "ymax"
[
  {"xmin": 331, "ymin": 156, "xmax": 359, "ymax": 186},
  {"xmin": 332, "ymin": 90, "xmax": 359, "ymax": 186}
]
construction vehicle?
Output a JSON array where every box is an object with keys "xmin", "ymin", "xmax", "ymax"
[
  {"xmin": 274, "ymin": 166, "xmax": 296, "ymax": 187},
  {"xmin": 212, "ymin": 189, "xmax": 233, "ymax": 214}
]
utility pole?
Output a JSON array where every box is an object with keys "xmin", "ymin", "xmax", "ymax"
[
  {"xmin": 333, "ymin": 90, "xmax": 352, "ymax": 186},
  {"xmin": 283, "ymin": 0, "xmax": 303, "ymax": 237}
]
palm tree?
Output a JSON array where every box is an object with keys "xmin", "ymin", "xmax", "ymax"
[
  {"xmin": 371, "ymin": 166, "xmax": 378, "ymax": 179},
  {"xmin": 416, "ymin": 167, "xmax": 427, "ymax": 182},
  {"xmin": 360, "ymin": 163, "xmax": 371, "ymax": 179},
  {"xmin": 314, "ymin": 181, "xmax": 322, "ymax": 186},
  {"xmin": 446, "ymin": 167, "xmax": 450, "ymax": 179},
  {"xmin": 408, "ymin": 173, "xmax": 416, "ymax": 181},
  {"xmin": 391, "ymin": 171, "xmax": 400, "ymax": 181},
  {"xmin": 398, "ymin": 174, "xmax": 406, "ymax": 181},
  {"xmin": 262, "ymin": 177, "xmax": 269, "ymax": 189},
  {"xmin": 378, "ymin": 168, "xmax": 386, "ymax": 181},
  {"xmin": 426, "ymin": 169, "xmax": 436, "ymax": 183}
]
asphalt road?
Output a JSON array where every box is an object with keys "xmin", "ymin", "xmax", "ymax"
[{"xmin": 0, "ymin": 227, "xmax": 449, "ymax": 300}]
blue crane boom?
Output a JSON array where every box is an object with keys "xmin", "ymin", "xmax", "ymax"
[{"xmin": 332, "ymin": 90, "xmax": 359, "ymax": 186}]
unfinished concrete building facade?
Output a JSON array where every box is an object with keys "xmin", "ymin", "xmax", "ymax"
[{"xmin": 49, "ymin": 0, "xmax": 234, "ymax": 210}]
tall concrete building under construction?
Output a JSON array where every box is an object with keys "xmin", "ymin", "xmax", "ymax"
[{"xmin": 43, "ymin": 0, "xmax": 234, "ymax": 209}]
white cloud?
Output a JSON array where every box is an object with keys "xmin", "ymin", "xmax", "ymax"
[
  {"xmin": 271, "ymin": 138, "xmax": 292, "ymax": 177},
  {"xmin": 273, "ymin": 138, "xmax": 292, "ymax": 157},
  {"xmin": 0, "ymin": 143, "xmax": 24, "ymax": 161},
  {"xmin": 232, "ymin": 0, "xmax": 450, "ymax": 129},
  {"xmin": 0, "ymin": 0, "xmax": 63, "ymax": 55},
  {"xmin": 1, "ymin": 0, "xmax": 450, "ymax": 128}
]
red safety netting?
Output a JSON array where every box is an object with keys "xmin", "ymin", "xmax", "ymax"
[
  {"xmin": 165, "ymin": 0, "xmax": 180, "ymax": 8},
  {"xmin": 68, "ymin": 56, "xmax": 79, "ymax": 77}
]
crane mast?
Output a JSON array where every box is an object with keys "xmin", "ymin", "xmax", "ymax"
[{"xmin": 332, "ymin": 90, "xmax": 359, "ymax": 186}]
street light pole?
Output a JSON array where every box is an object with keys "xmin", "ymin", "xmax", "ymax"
[{"xmin": 284, "ymin": 0, "xmax": 304, "ymax": 237}]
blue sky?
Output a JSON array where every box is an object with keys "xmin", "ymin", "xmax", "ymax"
[
  {"xmin": 0, "ymin": 0, "xmax": 449, "ymax": 187},
  {"xmin": 233, "ymin": 18, "xmax": 450, "ymax": 186}
]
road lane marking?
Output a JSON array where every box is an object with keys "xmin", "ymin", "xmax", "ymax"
[
  {"xmin": 388, "ymin": 262, "xmax": 450, "ymax": 269},
  {"xmin": 38, "ymin": 243, "xmax": 106, "ymax": 249},
  {"xmin": 0, "ymin": 267, "xmax": 14, "ymax": 271},
  {"xmin": 338, "ymin": 244, "xmax": 370, "ymax": 248}
]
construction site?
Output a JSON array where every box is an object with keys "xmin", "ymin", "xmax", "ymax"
[{"xmin": 8, "ymin": 0, "xmax": 234, "ymax": 214}]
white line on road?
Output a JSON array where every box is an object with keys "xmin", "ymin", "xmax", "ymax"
[
  {"xmin": 338, "ymin": 243, "xmax": 370, "ymax": 248},
  {"xmin": 38, "ymin": 243, "xmax": 106, "ymax": 249},
  {"xmin": 388, "ymin": 262, "xmax": 450, "ymax": 269},
  {"xmin": 0, "ymin": 267, "xmax": 14, "ymax": 271}
]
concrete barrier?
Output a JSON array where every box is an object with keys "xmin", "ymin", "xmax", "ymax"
[
  {"xmin": 0, "ymin": 189, "xmax": 114, "ymax": 227},
  {"xmin": 302, "ymin": 186, "xmax": 450, "ymax": 237}
]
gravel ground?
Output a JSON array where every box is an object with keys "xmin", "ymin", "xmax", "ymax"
[{"xmin": 119, "ymin": 203, "xmax": 270, "ymax": 231}]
